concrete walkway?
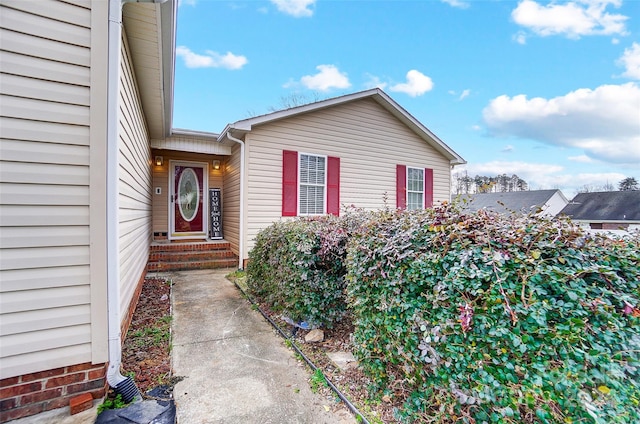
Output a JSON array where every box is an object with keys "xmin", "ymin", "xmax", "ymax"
[{"xmin": 170, "ymin": 269, "xmax": 355, "ymax": 424}]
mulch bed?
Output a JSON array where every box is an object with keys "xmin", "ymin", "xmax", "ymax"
[{"xmin": 121, "ymin": 277, "xmax": 173, "ymax": 395}]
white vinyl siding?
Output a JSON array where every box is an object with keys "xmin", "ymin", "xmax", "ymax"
[
  {"xmin": 118, "ymin": 29, "xmax": 152, "ymax": 318},
  {"xmin": 407, "ymin": 167, "xmax": 424, "ymax": 210},
  {"xmin": 223, "ymin": 143, "xmax": 242, "ymax": 256},
  {"xmin": 0, "ymin": 0, "xmax": 94, "ymax": 379},
  {"xmin": 298, "ymin": 154, "xmax": 326, "ymax": 216},
  {"xmin": 244, "ymin": 98, "xmax": 451, "ymax": 253}
]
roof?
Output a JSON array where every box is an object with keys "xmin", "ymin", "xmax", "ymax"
[
  {"xmin": 560, "ymin": 191, "xmax": 640, "ymax": 221},
  {"xmin": 458, "ymin": 189, "xmax": 566, "ymax": 215},
  {"xmin": 218, "ymin": 88, "xmax": 466, "ymax": 165}
]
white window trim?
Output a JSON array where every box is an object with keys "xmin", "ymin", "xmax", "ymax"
[
  {"xmin": 407, "ymin": 166, "xmax": 424, "ymax": 210},
  {"xmin": 298, "ymin": 152, "xmax": 327, "ymax": 216}
]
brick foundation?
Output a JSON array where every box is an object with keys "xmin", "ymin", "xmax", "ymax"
[
  {"xmin": 0, "ymin": 363, "xmax": 108, "ymax": 423},
  {"xmin": 0, "ymin": 273, "xmax": 147, "ymax": 423}
]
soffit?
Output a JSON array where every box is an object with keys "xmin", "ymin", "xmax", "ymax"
[{"xmin": 122, "ymin": 1, "xmax": 175, "ymax": 140}]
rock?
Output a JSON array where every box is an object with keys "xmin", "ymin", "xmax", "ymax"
[
  {"xmin": 304, "ymin": 329, "xmax": 324, "ymax": 343},
  {"xmin": 326, "ymin": 351, "xmax": 358, "ymax": 371}
]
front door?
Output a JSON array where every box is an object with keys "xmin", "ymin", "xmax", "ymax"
[{"xmin": 170, "ymin": 161, "xmax": 208, "ymax": 239}]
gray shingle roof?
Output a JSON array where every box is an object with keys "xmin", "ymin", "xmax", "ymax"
[
  {"xmin": 458, "ymin": 190, "xmax": 564, "ymax": 215},
  {"xmin": 559, "ymin": 191, "xmax": 640, "ymax": 221}
]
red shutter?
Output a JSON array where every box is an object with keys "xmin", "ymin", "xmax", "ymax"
[
  {"xmin": 326, "ymin": 156, "xmax": 340, "ymax": 216},
  {"xmin": 396, "ymin": 165, "xmax": 406, "ymax": 209},
  {"xmin": 424, "ymin": 168, "xmax": 434, "ymax": 208},
  {"xmin": 282, "ymin": 150, "xmax": 298, "ymax": 216}
]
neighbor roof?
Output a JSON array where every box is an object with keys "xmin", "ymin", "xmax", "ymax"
[
  {"xmin": 458, "ymin": 190, "xmax": 566, "ymax": 215},
  {"xmin": 560, "ymin": 191, "xmax": 640, "ymax": 221},
  {"xmin": 218, "ymin": 88, "xmax": 466, "ymax": 165}
]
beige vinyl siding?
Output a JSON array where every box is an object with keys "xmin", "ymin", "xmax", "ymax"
[
  {"xmin": 244, "ymin": 98, "xmax": 451, "ymax": 252},
  {"xmin": 0, "ymin": 0, "xmax": 94, "ymax": 379},
  {"xmin": 223, "ymin": 144, "xmax": 242, "ymax": 256},
  {"xmin": 151, "ymin": 151, "xmax": 224, "ymax": 235},
  {"xmin": 151, "ymin": 134, "xmax": 231, "ymax": 155},
  {"xmin": 118, "ymin": 29, "xmax": 152, "ymax": 317}
]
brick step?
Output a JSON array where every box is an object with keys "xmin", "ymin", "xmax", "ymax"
[
  {"xmin": 150, "ymin": 241, "xmax": 230, "ymax": 252},
  {"xmin": 150, "ymin": 249, "xmax": 236, "ymax": 263},
  {"xmin": 147, "ymin": 257, "xmax": 238, "ymax": 272},
  {"xmin": 147, "ymin": 241, "xmax": 238, "ymax": 272}
]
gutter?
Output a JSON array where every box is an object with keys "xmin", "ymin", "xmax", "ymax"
[
  {"xmin": 106, "ymin": 0, "xmax": 168, "ymax": 402},
  {"xmin": 219, "ymin": 129, "xmax": 246, "ymax": 270}
]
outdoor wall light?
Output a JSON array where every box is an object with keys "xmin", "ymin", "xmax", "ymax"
[
  {"xmin": 155, "ymin": 156, "xmax": 163, "ymax": 166},
  {"xmin": 212, "ymin": 159, "xmax": 221, "ymax": 170}
]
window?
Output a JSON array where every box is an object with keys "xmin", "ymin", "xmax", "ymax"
[
  {"xmin": 299, "ymin": 154, "xmax": 326, "ymax": 215},
  {"xmin": 396, "ymin": 164, "xmax": 434, "ymax": 210},
  {"xmin": 282, "ymin": 150, "xmax": 340, "ymax": 217},
  {"xmin": 406, "ymin": 167, "xmax": 424, "ymax": 210}
]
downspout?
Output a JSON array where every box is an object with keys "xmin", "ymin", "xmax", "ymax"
[
  {"xmin": 105, "ymin": 0, "xmax": 168, "ymax": 402},
  {"xmin": 224, "ymin": 131, "xmax": 246, "ymax": 270}
]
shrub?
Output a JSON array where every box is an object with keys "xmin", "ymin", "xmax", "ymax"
[
  {"xmin": 246, "ymin": 213, "xmax": 360, "ymax": 327},
  {"xmin": 346, "ymin": 204, "xmax": 640, "ymax": 423}
]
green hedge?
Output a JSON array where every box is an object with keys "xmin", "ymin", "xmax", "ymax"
[
  {"xmin": 346, "ymin": 205, "xmax": 640, "ymax": 423},
  {"xmin": 246, "ymin": 213, "xmax": 362, "ymax": 327},
  {"xmin": 246, "ymin": 204, "xmax": 639, "ymax": 422}
]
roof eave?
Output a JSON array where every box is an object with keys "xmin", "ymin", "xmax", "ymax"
[
  {"xmin": 160, "ymin": 0, "xmax": 176, "ymax": 137},
  {"xmin": 229, "ymin": 88, "xmax": 466, "ymax": 165}
]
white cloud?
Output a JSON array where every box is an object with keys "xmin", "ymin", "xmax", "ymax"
[
  {"xmin": 568, "ymin": 154, "xmax": 594, "ymax": 163},
  {"xmin": 176, "ymin": 46, "xmax": 248, "ymax": 70},
  {"xmin": 501, "ymin": 145, "xmax": 515, "ymax": 153},
  {"xmin": 511, "ymin": 0, "xmax": 628, "ymax": 40},
  {"xmin": 482, "ymin": 83, "xmax": 640, "ymax": 164},
  {"xmin": 363, "ymin": 74, "xmax": 387, "ymax": 90},
  {"xmin": 441, "ymin": 0, "xmax": 470, "ymax": 9},
  {"xmin": 617, "ymin": 42, "xmax": 640, "ymax": 80},
  {"xmin": 513, "ymin": 31, "xmax": 527, "ymax": 45},
  {"xmin": 270, "ymin": 0, "xmax": 315, "ymax": 17},
  {"xmin": 449, "ymin": 89, "xmax": 470, "ymax": 100},
  {"xmin": 390, "ymin": 70, "xmax": 434, "ymax": 97},
  {"xmin": 298, "ymin": 65, "xmax": 351, "ymax": 91}
]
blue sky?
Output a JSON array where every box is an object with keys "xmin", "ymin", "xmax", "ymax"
[{"xmin": 173, "ymin": 0, "xmax": 640, "ymax": 197}]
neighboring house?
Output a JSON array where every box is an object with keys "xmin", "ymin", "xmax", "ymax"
[
  {"xmin": 0, "ymin": 0, "xmax": 464, "ymax": 421},
  {"xmin": 559, "ymin": 191, "xmax": 640, "ymax": 231},
  {"xmin": 457, "ymin": 189, "xmax": 569, "ymax": 217}
]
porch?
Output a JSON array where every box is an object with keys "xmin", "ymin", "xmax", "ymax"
[{"xmin": 147, "ymin": 240, "xmax": 238, "ymax": 272}]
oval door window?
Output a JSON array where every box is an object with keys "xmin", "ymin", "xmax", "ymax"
[{"xmin": 178, "ymin": 168, "xmax": 199, "ymax": 222}]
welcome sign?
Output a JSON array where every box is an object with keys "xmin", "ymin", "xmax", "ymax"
[{"xmin": 209, "ymin": 188, "xmax": 223, "ymax": 240}]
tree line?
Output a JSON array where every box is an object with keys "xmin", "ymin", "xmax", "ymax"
[
  {"xmin": 453, "ymin": 173, "xmax": 638, "ymax": 195},
  {"xmin": 452, "ymin": 172, "xmax": 528, "ymax": 195}
]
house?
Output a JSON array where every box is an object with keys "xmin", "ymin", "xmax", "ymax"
[
  {"xmin": 457, "ymin": 189, "xmax": 569, "ymax": 217},
  {"xmin": 1, "ymin": 0, "xmax": 181, "ymax": 421},
  {"xmin": 201, "ymin": 89, "xmax": 465, "ymax": 264},
  {"xmin": 559, "ymin": 191, "xmax": 640, "ymax": 231},
  {"xmin": 0, "ymin": 0, "xmax": 464, "ymax": 421}
]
